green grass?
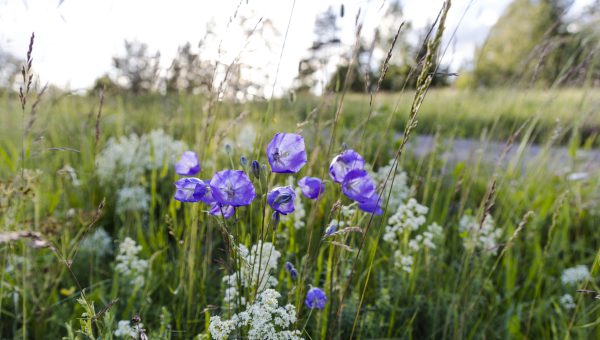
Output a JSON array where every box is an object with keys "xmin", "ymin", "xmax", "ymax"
[{"xmin": 1, "ymin": 83, "xmax": 599, "ymax": 339}]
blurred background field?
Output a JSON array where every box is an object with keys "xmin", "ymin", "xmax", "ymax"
[{"xmin": 1, "ymin": 0, "xmax": 600, "ymax": 339}]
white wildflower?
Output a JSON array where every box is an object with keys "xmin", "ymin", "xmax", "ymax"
[
  {"xmin": 114, "ymin": 320, "xmax": 143, "ymax": 338},
  {"xmin": 209, "ymin": 289, "xmax": 301, "ymax": 340},
  {"xmin": 96, "ymin": 129, "xmax": 186, "ymax": 186},
  {"xmin": 458, "ymin": 213, "xmax": 502, "ymax": 255},
  {"xmin": 115, "ymin": 237, "xmax": 148, "ymax": 287},
  {"xmin": 369, "ymin": 160, "xmax": 410, "ymax": 211},
  {"xmin": 561, "ymin": 265, "xmax": 591, "ymax": 285},
  {"xmin": 559, "ymin": 294, "xmax": 576, "ymax": 309},
  {"xmin": 80, "ymin": 227, "xmax": 112, "ymax": 257},
  {"xmin": 116, "ymin": 186, "xmax": 151, "ymax": 214}
]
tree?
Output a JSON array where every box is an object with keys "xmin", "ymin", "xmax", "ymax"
[
  {"xmin": 165, "ymin": 42, "xmax": 215, "ymax": 95},
  {"xmin": 112, "ymin": 41, "xmax": 160, "ymax": 95},
  {"xmin": 0, "ymin": 47, "xmax": 19, "ymax": 89}
]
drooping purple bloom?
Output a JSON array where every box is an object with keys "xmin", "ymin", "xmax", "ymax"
[
  {"xmin": 298, "ymin": 176, "xmax": 325, "ymax": 200},
  {"xmin": 266, "ymin": 133, "xmax": 307, "ymax": 173},
  {"xmin": 324, "ymin": 223, "xmax": 338, "ymax": 237},
  {"xmin": 305, "ymin": 287, "xmax": 327, "ymax": 310},
  {"xmin": 174, "ymin": 178, "xmax": 207, "ymax": 202},
  {"xmin": 267, "ymin": 186, "xmax": 296, "ymax": 215},
  {"xmin": 174, "ymin": 151, "xmax": 200, "ymax": 176},
  {"xmin": 341, "ymin": 169, "xmax": 376, "ymax": 203},
  {"xmin": 210, "ymin": 170, "xmax": 256, "ymax": 207},
  {"xmin": 209, "ymin": 202, "xmax": 235, "ymax": 219},
  {"xmin": 284, "ymin": 262, "xmax": 298, "ymax": 280},
  {"xmin": 358, "ymin": 193, "xmax": 383, "ymax": 215},
  {"xmin": 329, "ymin": 149, "xmax": 365, "ymax": 183}
]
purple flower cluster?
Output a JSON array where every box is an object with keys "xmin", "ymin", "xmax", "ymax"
[
  {"xmin": 329, "ymin": 149, "xmax": 382, "ymax": 215},
  {"xmin": 305, "ymin": 287, "xmax": 327, "ymax": 310},
  {"xmin": 173, "ymin": 152, "xmax": 256, "ymax": 220}
]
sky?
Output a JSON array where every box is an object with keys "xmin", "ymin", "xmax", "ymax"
[{"xmin": 0, "ymin": 0, "xmax": 593, "ymax": 93}]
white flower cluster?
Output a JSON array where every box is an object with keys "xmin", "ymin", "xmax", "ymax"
[
  {"xmin": 116, "ymin": 186, "xmax": 151, "ymax": 214},
  {"xmin": 458, "ymin": 213, "xmax": 502, "ymax": 255},
  {"xmin": 383, "ymin": 198, "xmax": 443, "ymax": 273},
  {"xmin": 80, "ymin": 227, "xmax": 112, "ymax": 257},
  {"xmin": 223, "ymin": 242, "xmax": 281, "ymax": 307},
  {"xmin": 96, "ymin": 129, "xmax": 186, "ymax": 186},
  {"xmin": 369, "ymin": 160, "xmax": 410, "ymax": 211},
  {"xmin": 561, "ymin": 265, "xmax": 591, "ymax": 285},
  {"xmin": 115, "ymin": 237, "xmax": 148, "ymax": 287},
  {"xmin": 559, "ymin": 294, "xmax": 576, "ymax": 310},
  {"xmin": 209, "ymin": 289, "xmax": 301, "ymax": 340},
  {"xmin": 114, "ymin": 320, "xmax": 144, "ymax": 338}
]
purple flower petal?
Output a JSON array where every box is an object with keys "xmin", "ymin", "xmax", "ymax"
[
  {"xmin": 266, "ymin": 133, "xmax": 307, "ymax": 173},
  {"xmin": 267, "ymin": 186, "xmax": 296, "ymax": 215},
  {"xmin": 174, "ymin": 178, "xmax": 207, "ymax": 202},
  {"xmin": 174, "ymin": 151, "xmax": 200, "ymax": 176},
  {"xmin": 298, "ymin": 176, "xmax": 325, "ymax": 200},
  {"xmin": 210, "ymin": 170, "xmax": 256, "ymax": 207},
  {"xmin": 305, "ymin": 287, "xmax": 327, "ymax": 310},
  {"xmin": 329, "ymin": 149, "xmax": 365, "ymax": 183},
  {"xmin": 358, "ymin": 193, "xmax": 383, "ymax": 215},
  {"xmin": 342, "ymin": 169, "xmax": 376, "ymax": 202},
  {"xmin": 209, "ymin": 202, "xmax": 235, "ymax": 219}
]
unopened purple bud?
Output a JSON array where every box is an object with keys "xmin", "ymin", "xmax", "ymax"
[
  {"xmin": 240, "ymin": 156, "xmax": 248, "ymax": 167},
  {"xmin": 271, "ymin": 211, "xmax": 281, "ymax": 229},
  {"xmin": 251, "ymin": 160, "xmax": 260, "ymax": 179}
]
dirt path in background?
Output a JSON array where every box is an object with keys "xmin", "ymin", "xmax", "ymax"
[{"xmin": 406, "ymin": 135, "xmax": 600, "ymax": 176}]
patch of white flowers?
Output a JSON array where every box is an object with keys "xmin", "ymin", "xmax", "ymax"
[
  {"xmin": 115, "ymin": 237, "xmax": 148, "ymax": 287},
  {"xmin": 96, "ymin": 129, "xmax": 186, "ymax": 186},
  {"xmin": 114, "ymin": 320, "xmax": 144, "ymax": 338},
  {"xmin": 383, "ymin": 198, "xmax": 443, "ymax": 273},
  {"xmin": 368, "ymin": 160, "xmax": 411, "ymax": 211},
  {"xmin": 559, "ymin": 294, "xmax": 576, "ymax": 310},
  {"xmin": 223, "ymin": 242, "xmax": 281, "ymax": 307},
  {"xmin": 458, "ymin": 213, "xmax": 502, "ymax": 255},
  {"xmin": 80, "ymin": 227, "xmax": 112, "ymax": 257},
  {"xmin": 561, "ymin": 265, "xmax": 591, "ymax": 285},
  {"xmin": 209, "ymin": 289, "xmax": 301, "ymax": 340},
  {"xmin": 116, "ymin": 186, "xmax": 151, "ymax": 214}
]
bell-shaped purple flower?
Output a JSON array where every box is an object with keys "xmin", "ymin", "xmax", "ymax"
[
  {"xmin": 210, "ymin": 170, "xmax": 256, "ymax": 207},
  {"xmin": 266, "ymin": 133, "xmax": 307, "ymax": 173},
  {"xmin": 174, "ymin": 151, "xmax": 200, "ymax": 176},
  {"xmin": 358, "ymin": 193, "xmax": 383, "ymax": 215},
  {"xmin": 305, "ymin": 287, "xmax": 327, "ymax": 310},
  {"xmin": 174, "ymin": 178, "xmax": 207, "ymax": 202},
  {"xmin": 342, "ymin": 169, "xmax": 376, "ymax": 202},
  {"xmin": 209, "ymin": 202, "xmax": 235, "ymax": 219},
  {"xmin": 267, "ymin": 186, "xmax": 296, "ymax": 215},
  {"xmin": 329, "ymin": 149, "xmax": 365, "ymax": 183},
  {"xmin": 298, "ymin": 176, "xmax": 325, "ymax": 200}
]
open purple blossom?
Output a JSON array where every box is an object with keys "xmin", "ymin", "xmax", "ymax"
[
  {"xmin": 329, "ymin": 149, "xmax": 365, "ymax": 183},
  {"xmin": 267, "ymin": 186, "xmax": 296, "ymax": 215},
  {"xmin": 209, "ymin": 202, "xmax": 235, "ymax": 219},
  {"xmin": 266, "ymin": 133, "xmax": 307, "ymax": 173},
  {"xmin": 342, "ymin": 169, "xmax": 376, "ymax": 203},
  {"xmin": 298, "ymin": 176, "xmax": 325, "ymax": 199},
  {"xmin": 305, "ymin": 287, "xmax": 327, "ymax": 310},
  {"xmin": 174, "ymin": 178, "xmax": 207, "ymax": 202},
  {"xmin": 324, "ymin": 223, "xmax": 338, "ymax": 237},
  {"xmin": 174, "ymin": 151, "xmax": 200, "ymax": 176},
  {"xmin": 358, "ymin": 193, "xmax": 383, "ymax": 215},
  {"xmin": 210, "ymin": 170, "xmax": 256, "ymax": 207}
]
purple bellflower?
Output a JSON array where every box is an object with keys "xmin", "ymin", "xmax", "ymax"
[
  {"xmin": 341, "ymin": 169, "xmax": 376, "ymax": 203},
  {"xmin": 174, "ymin": 178, "xmax": 207, "ymax": 202},
  {"xmin": 174, "ymin": 151, "xmax": 200, "ymax": 176},
  {"xmin": 284, "ymin": 262, "xmax": 298, "ymax": 280},
  {"xmin": 210, "ymin": 170, "xmax": 256, "ymax": 206},
  {"xmin": 209, "ymin": 202, "xmax": 235, "ymax": 219},
  {"xmin": 298, "ymin": 176, "xmax": 325, "ymax": 199},
  {"xmin": 358, "ymin": 193, "xmax": 383, "ymax": 215},
  {"xmin": 305, "ymin": 287, "xmax": 327, "ymax": 310},
  {"xmin": 266, "ymin": 133, "xmax": 307, "ymax": 173},
  {"xmin": 329, "ymin": 149, "xmax": 365, "ymax": 183},
  {"xmin": 267, "ymin": 186, "xmax": 296, "ymax": 215}
]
